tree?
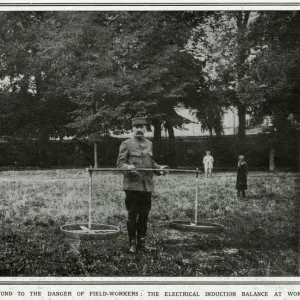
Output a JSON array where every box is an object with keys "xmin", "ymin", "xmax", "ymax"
[
  {"xmin": 245, "ymin": 11, "xmax": 300, "ymax": 274},
  {"xmin": 0, "ymin": 12, "xmax": 76, "ymax": 142},
  {"xmin": 247, "ymin": 11, "xmax": 300, "ymax": 170},
  {"xmin": 0, "ymin": 12, "xmax": 209, "ymax": 167},
  {"xmin": 110, "ymin": 12, "xmax": 209, "ymax": 166},
  {"xmin": 37, "ymin": 12, "xmax": 207, "ymax": 167},
  {"xmin": 189, "ymin": 11, "xmax": 258, "ymax": 153},
  {"xmin": 184, "ymin": 79, "xmax": 225, "ymax": 138}
]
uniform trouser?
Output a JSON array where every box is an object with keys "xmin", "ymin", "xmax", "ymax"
[{"xmin": 125, "ymin": 191, "xmax": 152, "ymax": 242}]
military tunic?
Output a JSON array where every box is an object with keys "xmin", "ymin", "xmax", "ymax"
[
  {"xmin": 117, "ymin": 136, "xmax": 161, "ymax": 243},
  {"xmin": 117, "ymin": 136, "xmax": 161, "ymax": 192}
]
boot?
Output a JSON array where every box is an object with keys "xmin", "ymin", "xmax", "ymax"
[
  {"xmin": 129, "ymin": 240, "xmax": 137, "ymax": 254},
  {"xmin": 137, "ymin": 237, "xmax": 146, "ymax": 251},
  {"xmin": 137, "ymin": 237, "xmax": 156, "ymax": 252}
]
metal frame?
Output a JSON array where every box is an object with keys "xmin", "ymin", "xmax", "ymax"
[
  {"xmin": 90, "ymin": 167, "xmax": 224, "ymax": 233},
  {"xmin": 60, "ymin": 167, "xmax": 223, "ymax": 239},
  {"xmin": 88, "ymin": 167, "xmax": 199, "ymax": 230}
]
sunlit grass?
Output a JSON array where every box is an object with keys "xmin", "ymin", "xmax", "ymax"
[{"xmin": 0, "ymin": 170, "xmax": 298, "ymax": 276}]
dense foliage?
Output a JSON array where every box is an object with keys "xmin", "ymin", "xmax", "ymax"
[{"xmin": 0, "ymin": 12, "xmax": 299, "ymax": 157}]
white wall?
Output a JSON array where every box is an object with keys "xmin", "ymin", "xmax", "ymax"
[{"xmin": 114, "ymin": 107, "xmax": 270, "ymax": 139}]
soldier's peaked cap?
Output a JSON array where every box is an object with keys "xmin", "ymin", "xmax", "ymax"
[{"xmin": 132, "ymin": 117, "xmax": 148, "ymax": 126}]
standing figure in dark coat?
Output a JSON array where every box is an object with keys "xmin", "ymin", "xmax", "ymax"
[{"xmin": 236, "ymin": 155, "xmax": 248, "ymax": 198}]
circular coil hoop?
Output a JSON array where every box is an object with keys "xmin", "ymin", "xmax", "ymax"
[
  {"xmin": 60, "ymin": 223, "xmax": 120, "ymax": 240},
  {"xmin": 169, "ymin": 220, "xmax": 224, "ymax": 233}
]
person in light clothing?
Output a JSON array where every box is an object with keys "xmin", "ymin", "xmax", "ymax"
[{"xmin": 203, "ymin": 151, "xmax": 214, "ymax": 178}]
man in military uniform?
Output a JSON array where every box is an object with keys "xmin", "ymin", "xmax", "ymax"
[{"xmin": 117, "ymin": 117, "xmax": 168, "ymax": 254}]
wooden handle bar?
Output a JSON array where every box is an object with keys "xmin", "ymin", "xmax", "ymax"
[{"xmin": 89, "ymin": 168, "xmax": 200, "ymax": 173}]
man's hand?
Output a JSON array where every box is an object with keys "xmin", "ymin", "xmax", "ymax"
[
  {"xmin": 159, "ymin": 165, "xmax": 169, "ymax": 176},
  {"xmin": 127, "ymin": 164, "xmax": 137, "ymax": 176}
]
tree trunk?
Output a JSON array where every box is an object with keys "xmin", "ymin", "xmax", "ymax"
[
  {"xmin": 153, "ymin": 119, "xmax": 162, "ymax": 162},
  {"xmin": 75, "ymin": 142, "xmax": 83, "ymax": 165},
  {"xmin": 235, "ymin": 12, "xmax": 250, "ymax": 156},
  {"xmin": 237, "ymin": 104, "xmax": 246, "ymax": 154},
  {"xmin": 59, "ymin": 131, "xmax": 64, "ymax": 142},
  {"xmin": 208, "ymin": 128, "xmax": 213, "ymax": 150},
  {"xmin": 269, "ymin": 147, "xmax": 275, "ymax": 172},
  {"xmin": 165, "ymin": 120, "xmax": 177, "ymax": 168},
  {"xmin": 298, "ymin": 134, "xmax": 300, "ymax": 171},
  {"xmin": 35, "ymin": 71, "xmax": 44, "ymax": 99},
  {"xmin": 94, "ymin": 142, "xmax": 98, "ymax": 168}
]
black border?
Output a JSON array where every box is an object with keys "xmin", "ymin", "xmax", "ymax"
[{"xmin": 0, "ymin": 2, "xmax": 300, "ymax": 6}]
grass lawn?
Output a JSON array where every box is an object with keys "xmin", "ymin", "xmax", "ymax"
[{"xmin": 0, "ymin": 169, "xmax": 298, "ymax": 276}]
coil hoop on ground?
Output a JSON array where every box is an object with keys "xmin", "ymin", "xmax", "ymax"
[
  {"xmin": 169, "ymin": 220, "xmax": 224, "ymax": 233},
  {"xmin": 60, "ymin": 223, "xmax": 120, "ymax": 240},
  {"xmin": 61, "ymin": 168, "xmax": 224, "ymax": 239}
]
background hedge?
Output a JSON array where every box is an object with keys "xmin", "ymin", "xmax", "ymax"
[{"xmin": 0, "ymin": 134, "xmax": 298, "ymax": 171}]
